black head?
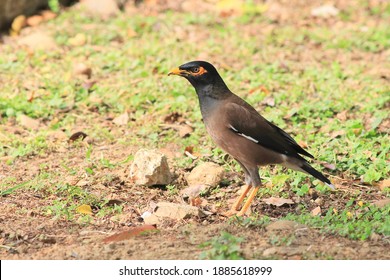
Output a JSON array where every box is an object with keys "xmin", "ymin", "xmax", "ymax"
[{"xmin": 168, "ymin": 61, "xmax": 228, "ymax": 91}]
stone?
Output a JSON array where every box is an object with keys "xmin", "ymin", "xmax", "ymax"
[
  {"xmin": 143, "ymin": 213, "xmax": 160, "ymax": 225},
  {"xmin": 186, "ymin": 162, "xmax": 225, "ymax": 187},
  {"xmin": 81, "ymin": 0, "xmax": 119, "ymax": 19},
  {"xmin": 154, "ymin": 202, "xmax": 202, "ymax": 220},
  {"xmin": 129, "ymin": 149, "xmax": 172, "ymax": 186},
  {"xmin": 18, "ymin": 31, "xmax": 57, "ymax": 50}
]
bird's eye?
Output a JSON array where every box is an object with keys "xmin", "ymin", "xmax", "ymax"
[{"xmin": 192, "ymin": 67, "xmax": 200, "ymax": 73}]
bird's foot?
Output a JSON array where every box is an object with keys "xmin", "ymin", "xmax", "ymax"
[
  {"xmin": 222, "ymin": 207, "xmax": 251, "ymax": 217},
  {"xmin": 222, "ymin": 209, "xmax": 239, "ymax": 217}
]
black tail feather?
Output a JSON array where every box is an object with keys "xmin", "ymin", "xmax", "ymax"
[{"xmin": 301, "ymin": 162, "xmax": 334, "ymax": 188}]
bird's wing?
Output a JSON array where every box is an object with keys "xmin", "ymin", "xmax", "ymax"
[{"xmin": 224, "ymin": 101, "xmax": 314, "ymax": 159}]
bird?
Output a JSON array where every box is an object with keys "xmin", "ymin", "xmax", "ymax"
[{"xmin": 168, "ymin": 61, "xmax": 334, "ymax": 216}]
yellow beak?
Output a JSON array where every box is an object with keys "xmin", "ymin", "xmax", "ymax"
[{"xmin": 168, "ymin": 67, "xmax": 185, "ymax": 76}]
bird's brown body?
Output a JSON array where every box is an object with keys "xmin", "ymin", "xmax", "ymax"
[
  {"xmin": 169, "ymin": 61, "xmax": 334, "ymax": 216},
  {"xmin": 203, "ymin": 95, "xmax": 285, "ymax": 184}
]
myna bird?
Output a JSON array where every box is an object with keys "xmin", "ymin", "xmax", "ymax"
[{"xmin": 169, "ymin": 61, "xmax": 334, "ymax": 216}]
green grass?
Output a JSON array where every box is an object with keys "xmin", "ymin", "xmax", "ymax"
[
  {"xmin": 285, "ymin": 202, "xmax": 390, "ymax": 240},
  {"xmin": 0, "ymin": 2, "xmax": 389, "ymax": 239},
  {"xmin": 199, "ymin": 231, "xmax": 245, "ymax": 260}
]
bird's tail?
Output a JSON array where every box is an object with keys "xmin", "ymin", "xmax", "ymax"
[{"xmin": 300, "ymin": 162, "xmax": 335, "ymax": 189}]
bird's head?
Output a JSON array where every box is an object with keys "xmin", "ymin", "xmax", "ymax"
[{"xmin": 168, "ymin": 61, "xmax": 226, "ymax": 90}]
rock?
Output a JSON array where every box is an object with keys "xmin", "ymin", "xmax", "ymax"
[
  {"xmin": 82, "ymin": 0, "xmax": 120, "ymax": 19},
  {"xmin": 311, "ymin": 5, "xmax": 339, "ymax": 18},
  {"xmin": 154, "ymin": 202, "xmax": 202, "ymax": 220},
  {"xmin": 266, "ymin": 220, "xmax": 305, "ymax": 231},
  {"xmin": 129, "ymin": 149, "xmax": 172, "ymax": 186},
  {"xmin": 143, "ymin": 213, "xmax": 160, "ymax": 225},
  {"xmin": 186, "ymin": 162, "xmax": 225, "ymax": 187},
  {"xmin": 18, "ymin": 31, "xmax": 57, "ymax": 50}
]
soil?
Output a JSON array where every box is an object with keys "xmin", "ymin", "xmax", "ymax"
[{"xmin": 1, "ymin": 0, "xmax": 389, "ymax": 260}]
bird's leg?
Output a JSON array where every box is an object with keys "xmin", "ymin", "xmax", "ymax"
[
  {"xmin": 231, "ymin": 184, "xmax": 251, "ymax": 211},
  {"xmin": 237, "ymin": 186, "xmax": 260, "ymax": 217}
]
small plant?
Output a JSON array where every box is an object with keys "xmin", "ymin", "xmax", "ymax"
[
  {"xmin": 230, "ymin": 215, "xmax": 271, "ymax": 229},
  {"xmin": 199, "ymin": 231, "xmax": 245, "ymax": 260},
  {"xmin": 166, "ymin": 184, "xmax": 179, "ymax": 195},
  {"xmin": 269, "ymin": 234, "xmax": 295, "ymax": 246},
  {"xmin": 48, "ymin": 0, "xmax": 60, "ymax": 13}
]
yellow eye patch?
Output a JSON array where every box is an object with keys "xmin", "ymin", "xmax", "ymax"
[{"xmin": 191, "ymin": 66, "xmax": 208, "ymax": 76}]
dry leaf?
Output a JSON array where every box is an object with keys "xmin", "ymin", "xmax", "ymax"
[
  {"xmin": 377, "ymin": 179, "xmax": 390, "ymax": 191},
  {"xmin": 10, "ymin": 15, "xmax": 26, "ymax": 36},
  {"xmin": 298, "ymin": 141, "xmax": 308, "ymax": 149},
  {"xmin": 321, "ymin": 162, "xmax": 336, "ymax": 170},
  {"xmin": 127, "ymin": 28, "xmax": 138, "ymax": 38},
  {"xmin": 330, "ymin": 130, "xmax": 345, "ymax": 139},
  {"xmin": 336, "ymin": 110, "xmax": 348, "ymax": 121},
  {"xmin": 76, "ymin": 204, "xmax": 92, "ymax": 215},
  {"xmin": 179, "ymin": 124, "xmax": 193, "ymax": 138},
  {"xmin": 103, "ymin": 225, "xmax": 157, "ymax": 243},
  {"xmin": 372, "ymin": 199, "xmax": 390, "ymax": 208},
  {"xmin": 163, "ymin": 112, "xmax": 184, "ymax": 124},
  {"xmin": 217, "ymin": 0, "xmax": 244, "ymax": 17},
  {"xmin": 261, "ymin": 96, "xmax": 275, "ymax": 107},
  {"xmin": 249, "ymin": 85, "xmax": 270, "ymax": 95},
  {"xmin": 184, "ymin": 146, "xmax": 200, "ymax": 159},
  {"xmin": 113, "ymin": 112, "xmax": 129, "ymax": 126},
  {"xmin": 69, "ymin": 33, "xmax": 87, "ymax": 47},
  {"xmin": 263, "ymin": 197, "xmax": 294, "ymax": 207},
  {"xmin": 311, "ymin": 206, "xmax": 321, "ymax": 216},
  {"xmin": 69, "ymin": 131, "xmax": 87, "ymax": 142},
  {"xmin": 82, "ymin": 79, "xmax": 96, "ymax": 90},
  {"xmin": 19, "ymin": 114, "xmax": 40, "ymax": 130}
]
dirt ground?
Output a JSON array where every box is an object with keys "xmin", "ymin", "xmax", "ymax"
[
  {"xmin": 1, "ymin": 0, "xmax": 389, "ymax": 260},
  {"xmin": 1, "ymin": 138, "xmax": 388, "ymax": 260}
]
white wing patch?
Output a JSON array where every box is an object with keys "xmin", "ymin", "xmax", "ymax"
[{"xmin": 229, "ymin": 125, "xmax": 259, "ymax": 144}]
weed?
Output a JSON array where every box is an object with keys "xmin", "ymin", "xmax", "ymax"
[{"xmin": 199, "ymin": 231, "xmax": 245, "ymax": 260}]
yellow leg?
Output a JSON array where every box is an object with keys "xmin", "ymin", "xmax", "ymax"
[
  {"xmin": 231, "ymin": 185, "xmax": 251, "ymax": 211},
  {"xmin": 237, "ymin": 186, "xmax": 260, "ymax": 217}
]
